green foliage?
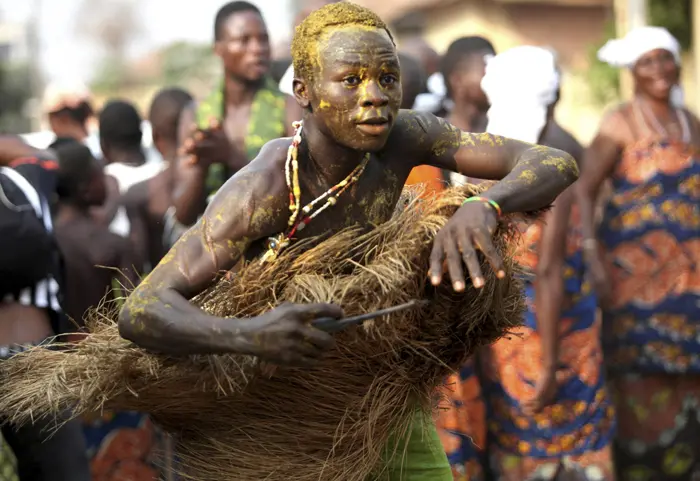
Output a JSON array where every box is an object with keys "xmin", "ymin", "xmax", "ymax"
[
  {"xmin": 90, "ymin": 57, "xmax": 129, "ymax": 95},
  {"xmin": 649, "ymin": 0, "xmax": 691, "ymax": 50},
  {"xmin": 159, "ymin": 41, "xmax": 217, "ymax": 85},
  {"xmin": 0, "ymin": 62, "xmax": 33, "ymax": 134},
  {"xmin": 584, "ymin": 21, "xmax": 620, "ymax": 107}
]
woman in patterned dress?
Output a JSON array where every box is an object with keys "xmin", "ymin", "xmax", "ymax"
[
  {"xmin": 578, "ymin": 27, "xmax": 700, "ymax": 481},
  {"xmin": 479, "ymin": 46, "xmax": 616, "ymax": 481}
]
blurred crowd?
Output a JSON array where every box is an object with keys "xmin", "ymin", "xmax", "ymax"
[{"xmin": 0, "ymin": 0, "xmax": 698, "ymax": 480}]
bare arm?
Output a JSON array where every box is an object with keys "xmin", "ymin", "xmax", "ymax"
[
  {"xmin": 123, "ymin": 181, "xmax": 149, "ymax": 272},
  {"xmin": 576, "ymin": 111, "xmax": 624, "ymax": 249},
  {"xmin": 120, "ymin": 165, "xmax": 283, "ymax": 353},
  {"xmin": 90, "ymin": 174, "xmax": 120, "ymax": 226},
  {"xmin": 116, "ymin": 236, "xmax": 141, "ymax": 291},
  {"xmin": 0, "ymin": 135, "xmax": 53, "ymax": 164},
  {"xmin": 533, "ymin": 188, "xmax": 572, "ymax": 373},
  {"xmin": 118, "ymin": 141, "xmax": 340, "ymax": 360},
  {"xmin": 401, "ymin": 112, "xmax": 579, "ymax": 291},
  {"xmin": 412, "ymin": 112, "xmax": 579, "ymax": 213}
]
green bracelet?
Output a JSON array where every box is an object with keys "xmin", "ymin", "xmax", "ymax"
[{"xmin": 462, "ymin": 196, "xmax": 502, "ymax": 217}]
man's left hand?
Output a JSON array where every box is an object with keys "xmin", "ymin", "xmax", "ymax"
[{"xmin": 429, "ymin": 200, "xmax": 505, "ymax": 291}]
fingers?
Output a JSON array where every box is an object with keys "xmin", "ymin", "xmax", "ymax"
[
  {"xmin": 298, "ymin": 325, "xmax": 335, "ymax": 350},
  {"xmin": 182, "ymin": 138, "xmax": 195, "ymax": 154},
  {"xmin": 429, "ymin": 239, "xmax": 445, "ymax": 286},
  {"xmin": 304, "ymin": 302, "xmax": 344, "ymax": 320},
  {"xmin": 456, "ymin": 231, "xmax": 483, "ymax": 289},
  {"xmin": 445, "ymin": 235, "xmax": 466, "ymax": 292},
  {"xmin": 209, "ymin": 117, "xmax": 221, "ymax": 130},
  {"xmin": 472, "ymin": 231, "xmax": 505, "ymax": 279}
]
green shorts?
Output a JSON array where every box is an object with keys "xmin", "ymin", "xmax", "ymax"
[{"xmin": 373, "ymin": 409, "xmax": 452, "ymax": 481}]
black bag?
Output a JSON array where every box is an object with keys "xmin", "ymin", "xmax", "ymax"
[{"xmin": 0, "ymin": 167, "xmax": 55, "ymax": 296}]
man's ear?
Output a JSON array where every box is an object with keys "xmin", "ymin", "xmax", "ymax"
[
  {"xmin": 293, "ymin": 78, "xmax": 310, "ymax": 109},
  {"xmin": 213, "ymin": 41, "xmax": 224, "ymax": 59}
]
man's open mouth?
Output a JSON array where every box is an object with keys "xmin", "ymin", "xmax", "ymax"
[{"xmin": 356, "ymin": 117, "xmax": 390, "ymax": 135}]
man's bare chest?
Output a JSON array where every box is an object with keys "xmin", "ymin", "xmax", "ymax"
[{"xmin": 291, "ymin": 164, "xmax": 406, "ymax": 239}]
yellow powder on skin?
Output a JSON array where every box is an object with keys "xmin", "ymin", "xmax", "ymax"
[{"xmin": 291, "ymin": 2, "xmax": 395, "ymax": 81}]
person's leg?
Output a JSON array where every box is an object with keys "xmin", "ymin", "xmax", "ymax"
[
  {"xmin": 2, "ymin": 415, "xmax": 91, "ymax": 481},
  {"xmin": 379, "ymin": 409, "xmax": 452, "ymax": 481}
]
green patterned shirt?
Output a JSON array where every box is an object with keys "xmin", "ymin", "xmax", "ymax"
[{"xmin": 197, "ymin": 76, "xmax": 287, "ymax": 197}]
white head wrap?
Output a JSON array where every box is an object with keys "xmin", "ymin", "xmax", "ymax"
[
  {"xmin": 412, "ymin": 72, "xmax": 451, "ymax": 112},
  {"xmin": 598, "ymin": 26, "xmax": 684, "ymax": 107},
  {"xmin": 480, "ymin": 46, "xmax": 560, "ymax": 143},
  {"xmin": 597, "ymin": 26, "xmax": 680, "ymax": 68}
]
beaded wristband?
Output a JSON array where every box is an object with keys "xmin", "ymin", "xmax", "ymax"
[{"xmin": 462, "ymin": 196, "xmax": 502, "ymax": 218}]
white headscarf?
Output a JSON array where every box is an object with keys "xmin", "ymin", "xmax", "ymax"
[
  {"xmin": 597, "ymin": 26, "xmax": 680, "ymax": 68},
  {"xmin": 480, "ymin": 46, "xmax": 560, "ymax": 143},
  {"xmin": 597, "ymin": 26, "xmax": 684, "ymax": 107}
]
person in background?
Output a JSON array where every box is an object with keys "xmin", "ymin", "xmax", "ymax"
[
  {"xmin": 174, "ymin": 1, "xmax": 300, "ymax": 226},
  {"xmin": 124, "ymin": 87, "xmax": 194, "ymax": 270},
  {"xmin": 401, "ymin": 36, "xmax": 441, "ymax": 79},
  {"xmin": 53, "ymin": 141, "xmax": 138, "ymax": 335},
  {"xmin": 399, "ymin": 52, "xmax": 446, "ymax": 198},
  {"xmin": 398, "ymin": 53, "xmax": 426, "ymax": 111},
  {"xmin": 578, "ymin": 26, "xmax": 700, "ymax": 481},
  {"xmin": 43, "ymin": 79, "xmax": 98, "ymax": 155},
  {"xmin": 98, "ymin": 100, "xmax": 164, "ymax": 239},
  {"xmin": 433, "ymin": 39, "xmax": 498, "ymax": 480},
  {"xmin": 440, "ymin": 36, "xmax": 496, "ymax": 188},
  {"xmin": 0, "ymin": 135, "xmax": 91, "ymax": 481},
  {"xmin": 476, "ymin": 46, "xmax": 615, "ymax": 481},
  {"xmin": 441, "ymin": 36, "xmax": 495, "ymax": 139},
  {"xmin": 401, "ymin": 36, "xmax": 442, "ymax": 114}
]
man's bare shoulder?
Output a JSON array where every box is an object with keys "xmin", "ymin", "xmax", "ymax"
[
  {"xmin": 383, "ymin": 109, "xmax": 439, "ymax": 155},
  {"xmin": 204, "ymin": 137, "xmax": 292, "ymax": 240}
]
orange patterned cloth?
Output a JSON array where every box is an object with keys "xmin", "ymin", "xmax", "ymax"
[
  {"xmin": 434, "ymin": 359, "xmax": 487, "ymax": 481},
  {"xmin": 480, "ymin": 208, "xmax": 614, "ymax": 480},
  {"xmin": 405, "ymin": 166, "xmax": 446, "ymax": 198},
  {"xmin": 599, "ymin": 139, "xmax": 700, "ymax": 373}
]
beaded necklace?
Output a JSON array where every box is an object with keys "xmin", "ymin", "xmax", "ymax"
[{"xmin": 260, "ymin": 121, "xmax": 370, "ymax": 263}]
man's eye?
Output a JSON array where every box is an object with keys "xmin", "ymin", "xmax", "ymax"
[
  {"xmin": 381, "ymin": 74, "xmax": 398, "ymax": 85},
  {"xmin": 343, "ymin": 76, "xmax": 361, "ymax": 86}
]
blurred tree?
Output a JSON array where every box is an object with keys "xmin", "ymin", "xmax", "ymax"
[
  {"xmin": 585, "ymin": 21, "xmax": 620, "ymax": 107},
  {"xmin": 0, "ymin": 62, "xmax": 33, "ymax": 134},
  {"xmin": 159, "ymin": 42, "xmax": 217, "ymax": 86},
  {"xmin": 649, "ymin": 0, "xmax": 691, "ymax": 50},
  {"xmin": 76, "ymin": 0, "xmax": 142, "ymax": 94}
]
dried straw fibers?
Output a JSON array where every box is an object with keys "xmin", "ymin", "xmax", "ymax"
[{"xmin": 0, "ymin": 184, "xmax": 531, "ymax": 481}]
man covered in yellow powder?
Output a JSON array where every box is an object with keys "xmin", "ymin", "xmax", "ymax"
[{"xmin": 118, "ymin": 2, "xmax": 578, "ymax": 478}]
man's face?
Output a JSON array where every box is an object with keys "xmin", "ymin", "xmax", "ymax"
[
  {"xmin": 215, "ymin": 11, "xmax": 271, "ymax": 82},
  {"xmin": 298, "ymin": 27, "xmax": 402, "ymax": 152}
]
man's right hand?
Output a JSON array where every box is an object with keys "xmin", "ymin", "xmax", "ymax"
[
  {"xmin": 181, "ymin": 118, "xmax": 233, "ymax": 167},
  {"xmin": 239, "ymin": 302, "xmax": 343, "ymax": 366}
]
